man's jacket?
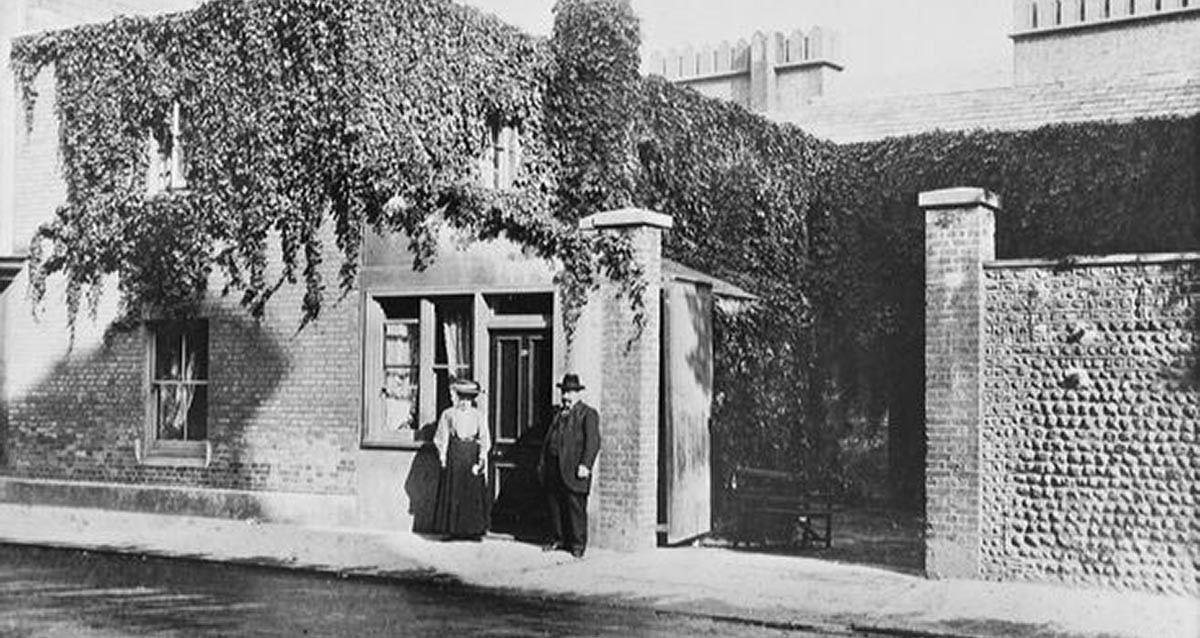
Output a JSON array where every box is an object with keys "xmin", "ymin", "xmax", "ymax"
[{"xmin": 540, "ymin": 401, "xmax": 601, "ymax": 494}]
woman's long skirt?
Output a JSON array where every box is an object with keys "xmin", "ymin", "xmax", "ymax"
[{"xmin": 433, "ymin": 436, "xmax": 490, "ymax": 538}]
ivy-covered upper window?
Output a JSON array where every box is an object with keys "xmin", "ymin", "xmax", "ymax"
[
  {"xmin": 146, "ymin": 102, "xmax": 189, "ymax": 194},
  {"xmin": 479, "ymin": 120, "xmax": 521, "ymax": 190}
]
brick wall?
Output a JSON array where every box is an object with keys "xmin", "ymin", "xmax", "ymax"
[
  {"xmin": 5, "ymin": 63, "xmax": 360, "ymax": 496},
  {"xmin": 3, "ymin": 237, "xmax": 361, "ymax": 496},
  {"xmin": 982, "ymin": 258, "xmax": 1198, "ymax": 594}
]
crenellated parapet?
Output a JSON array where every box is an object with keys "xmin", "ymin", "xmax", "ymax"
[
  {"xmin": 644, "ymin": 28, "xmax": 843, "ymax": 115},
  {"xmin": 645, "ymin": 27, "xmax": 841, "ymax": 81},
  {"xmin": 1013, "ymin": 0, "xmax": 1199, "ymax": 32}
]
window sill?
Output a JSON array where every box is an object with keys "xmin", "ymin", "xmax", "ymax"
[
  {"xmin": 360, "ymin": 434, "xmax": 433, "ymax": 451},
  {"xmin": 136, "ymin": 439, "xmax": 211, "ymax": 468},
  {"xmin": 145, "ymin": 187, "xmax": 193, "ymax": 199}
]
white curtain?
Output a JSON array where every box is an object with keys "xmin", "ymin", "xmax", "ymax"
[
  {"xmin": 160, "ymin": 343, "xmax": 195, "ymax": 440},
  {"xmin": 441, "ymin": 306, "xmax": 470, "ymax": 404}
]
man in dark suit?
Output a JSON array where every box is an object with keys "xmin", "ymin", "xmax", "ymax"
[{"xmin": 539, "ymin": 373, "xmax": 600, "ymax": 558}]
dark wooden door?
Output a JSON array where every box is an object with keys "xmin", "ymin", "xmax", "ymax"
[{"xmin": 488, "ymin": 330, "xmax": 551, "ymax": 538}]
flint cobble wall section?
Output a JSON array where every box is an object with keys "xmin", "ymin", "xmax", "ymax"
[{"xmin": 981, "ymin": 259, "xmax": 1199, "ymax": 594}]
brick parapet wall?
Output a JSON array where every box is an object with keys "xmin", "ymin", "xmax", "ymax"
[
  {"xmin": 921, "ymin": 188, "xmax": 998, "ymax": 579},
  {"xmin": 982, "ymin": 258, "xmax": 1198, "ymax": 594},
  {"xmin": 1011, "ymin": 4, "xmax": 1200, "ymax": 85}
]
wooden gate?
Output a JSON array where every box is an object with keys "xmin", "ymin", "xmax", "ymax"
[{"xmin": 658, "ymin": 279, "xmax": 713, "ymax": 544}]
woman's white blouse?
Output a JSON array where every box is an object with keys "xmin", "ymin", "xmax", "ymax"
[{"xmin": 433, "ymin": 405, "xmax": 491, "ymax": 466}]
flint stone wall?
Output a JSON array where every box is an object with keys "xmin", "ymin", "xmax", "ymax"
[{"xmin": 981, "ymin": 257, "xmax": 1198, "ymax": 594}]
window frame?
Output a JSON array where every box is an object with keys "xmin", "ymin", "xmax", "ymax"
[
  {"xmin": 362, "ymin": 293, "xmax": 481, "ymax": 449},
  {"xmin": 477, "ymin": 119, "xmax": 522, "ymax": 191},
  {"xmin": 141, "ymin": 319, "xmax": 210, "ymax": 467}
]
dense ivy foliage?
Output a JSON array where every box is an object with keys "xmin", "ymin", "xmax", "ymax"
[
  {"xmin": 823, "ymin": 117, "xmax": 1200, "ymax": 503},
  {"xmin": 12, "ymin": 0, "xmax": 645, "ymax": 332},
  {"xmin": 545, "ymin": 0, "xmax": 647, "ymax": 336},
  {"xmin": 632, "ymin": 77, "xmax": 849, "ymax": 490},
  {"xmin": 631, "ymin": 77, "xmax": 1198, "ymax": 505}
]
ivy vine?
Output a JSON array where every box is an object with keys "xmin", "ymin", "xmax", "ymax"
[{"xmin": 11, "ymin": 0, "xmax": 649, "ymax": 336}]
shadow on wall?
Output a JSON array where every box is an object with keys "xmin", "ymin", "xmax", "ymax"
[
  {"xmin": 3, "ymin": 310, "xmax": 297, "ymax": 512},
  {"xmin": 404, "ymin": 422, "xmax": 441, "ymax": 534}
]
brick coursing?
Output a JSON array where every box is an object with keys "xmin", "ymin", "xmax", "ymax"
[
  {"xmin": 594, "ymin": 225, "xmax": 662, "ymax": 552},
  {"xmin": 982, "ymin": 262, "xmax": 1198, "ymax": 594},
  {"xmin": 3, "ymin": 251, "xmax": 362, "ymax": 495},
  {"xmin": 5, "ymin": 58, "xmax": 361, "ymax": 497},
  {"xmin": 923, "ymin": 205, "xmax": 995, "ymax": 579}
]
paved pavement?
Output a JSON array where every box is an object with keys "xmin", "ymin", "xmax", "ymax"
[{"xmin": 0, "ymin": 503, "xmax": 1195, "ymax": 638}]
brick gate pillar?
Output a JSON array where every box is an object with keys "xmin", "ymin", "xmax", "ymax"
[
  {"xmin": 574, "ymin": 208, "xmax": 672, "ymax": 552},
  {"xmin": 920, "ymin": 187, "xmax": 1000, "ymax": 579}
]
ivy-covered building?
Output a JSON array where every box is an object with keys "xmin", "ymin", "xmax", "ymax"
[
  {"xmin": 648, "ymin": 0, "xmax": 1200, "ymax": 506},
  {"xmin": 0, "ymin": 0, "xmax": 760, "ymax": 552}
]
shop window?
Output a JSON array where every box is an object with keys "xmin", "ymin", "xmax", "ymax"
[
  {"xmin": 142, "ymin": 319, "xmax": 209, "ymax": 465},
  {"xmin": 363, "ymin": 296, "xmax": 474, "ymax": 448}
]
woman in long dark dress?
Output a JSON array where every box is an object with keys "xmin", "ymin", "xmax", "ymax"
[{"xmin": 432, "ymin": 379, "xmax": 491, "ymax": 540}]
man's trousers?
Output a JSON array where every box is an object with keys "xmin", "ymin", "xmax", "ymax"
[{"xmin": 545, "ymin": 465, "xmax": 588, "ymax": 551}]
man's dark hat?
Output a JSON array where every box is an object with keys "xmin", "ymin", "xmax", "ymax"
[{"xmin": 557, "ymin": 373, "xmax": 585, "ymax": 391}]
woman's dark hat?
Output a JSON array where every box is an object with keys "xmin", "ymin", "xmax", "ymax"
[
  {"xmin": 556, "ymin": 373, "xmax": 585, "ymax": 391},
  {"xmin": 451, "ymin": 379, "xmax": 481, "ymax": 396}
]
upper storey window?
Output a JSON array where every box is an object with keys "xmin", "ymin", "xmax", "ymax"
[
  {"xmin": 146, "ymin": 102, "xmax": 189, "ymax": 194},
  {"xmin": 478, "ymin": 118, "xmax": 521, "ymax": 190}
]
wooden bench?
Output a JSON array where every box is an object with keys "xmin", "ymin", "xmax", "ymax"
[{"xmin": 727, "ymin": 466, "xmax": 833, "ymax": 549}]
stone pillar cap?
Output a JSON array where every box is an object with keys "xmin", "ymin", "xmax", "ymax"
[
  {"xmin": 918, "ymin": 187, "xmax": 1001, "ymax": 211},
  {"xmin": 579, "ymin": 208, "xmax": 674, "ymax": 231}
]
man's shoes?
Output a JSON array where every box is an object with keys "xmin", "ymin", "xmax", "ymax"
[
  {"xmin": 570, "ymin": 547, "xmax": 586, "ymax": 559},
  {"xmin": 542, "ymin": 542, "xmax": 564, "ymax": 552}
]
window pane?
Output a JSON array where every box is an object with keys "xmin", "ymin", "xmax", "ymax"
[
  {"xmin": 156, "ymin": 383, "xmax": 186, "ymax": 440},
  {"xmin": 486, "ymin": 293, "xmax": 552, "ymax": 316},
  {"xmin": 187, "ymin": 322, "xmax": 209, "ymax": 381},
  {"xmin": 384, "ymin": 368, "xmax": 418, "ymax": 431},
  {"xmin": 434, "ymin": 300, "xmax": 472, "ymax": 368},
  {"xmin": 154, "ymin": 324, "xmax": 183, "ymax": 381},
  {"xmin": 186, "ymin": 385, "xmax": 208, "ymax": 441},
  {"xmin": 384, "ymin": 321, "xmax": 418, "ymax": 367}
]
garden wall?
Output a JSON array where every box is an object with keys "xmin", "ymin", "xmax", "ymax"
[{"xmin": 923, "ymin": 187, "xmax": 1197, "ymax": 594}]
